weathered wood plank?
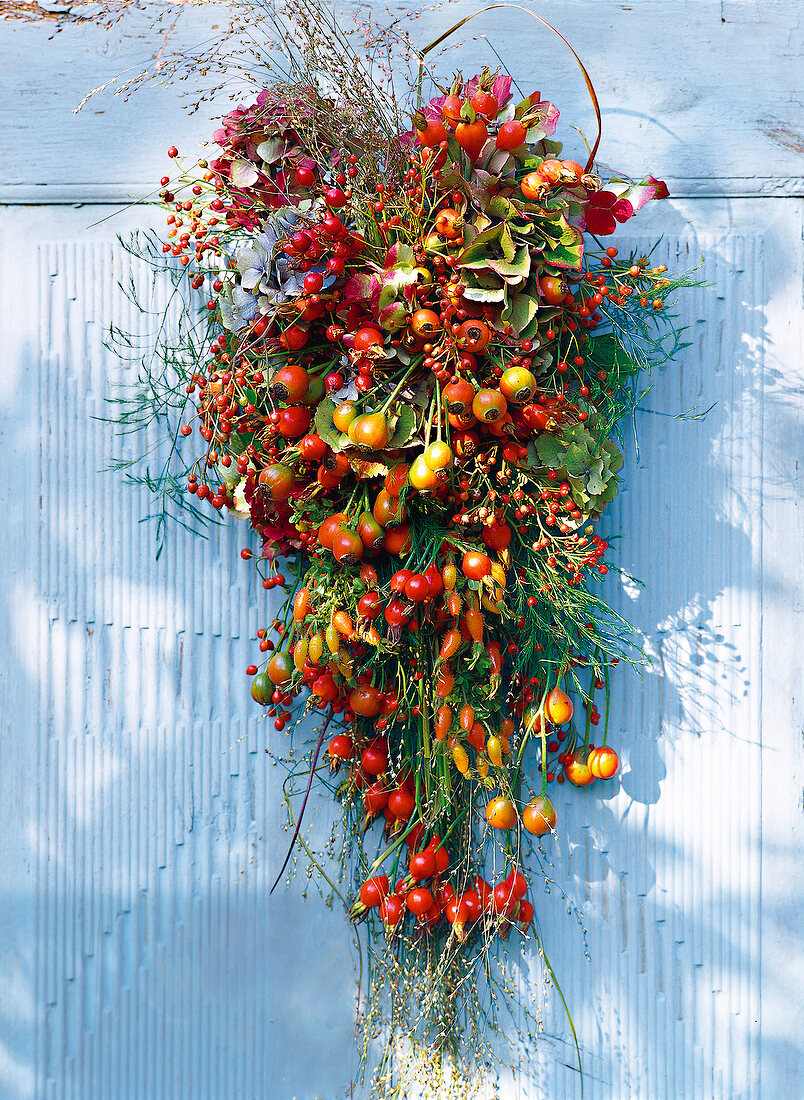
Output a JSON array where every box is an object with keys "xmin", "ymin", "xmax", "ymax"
[{"xmin": 1, "ymin": 0, "xmax": 803, "ymax": 200}]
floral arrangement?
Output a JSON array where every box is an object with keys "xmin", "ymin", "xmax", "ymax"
[{"xmin": 107, "ymin": 2, "xmax": 694, "ymax": 1094}]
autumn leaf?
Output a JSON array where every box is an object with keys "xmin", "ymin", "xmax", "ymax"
[{"xmin": 230, "ymin": 158, "xmax": 260, "ymax": 188}]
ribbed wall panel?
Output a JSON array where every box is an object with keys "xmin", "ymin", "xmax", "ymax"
[
  {"xmin": 520, "ymin": 227, "xmax": 767, "ymax": 1100},
  {"xmin": 0, "ymin": 199, "xmax": 800, "ymax": 1100}
]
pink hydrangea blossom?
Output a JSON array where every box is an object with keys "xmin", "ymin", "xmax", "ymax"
[{"xmin": 584, "ymin": 190, "xmax": 635, "ymax": 235}]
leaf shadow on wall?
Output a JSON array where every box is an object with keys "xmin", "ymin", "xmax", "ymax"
[
  {"xmin": 1, "ymin": 298, "xmax": 358, "ymax": 1100},
  {"xmin": 506, "ymin": 201, "xmax": 799, "ymax": 1098}
]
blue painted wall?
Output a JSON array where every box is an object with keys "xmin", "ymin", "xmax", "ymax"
[{"xmin": 1, "ymin": 4, "xmax": 802, "ymax": 1097}]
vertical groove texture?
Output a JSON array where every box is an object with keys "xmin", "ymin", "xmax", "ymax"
[{"xmin": 0, "ymin": 200, "xmax": 798, "ymax": 1099}]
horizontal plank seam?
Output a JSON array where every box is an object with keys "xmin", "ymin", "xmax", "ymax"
[
  {"xmin": 1, "ymin": 179, "xmax": 804, "ymax": 203},
  {"xmin": 2, "ymin": 194, "xmax": 802, "ymax": 207}
]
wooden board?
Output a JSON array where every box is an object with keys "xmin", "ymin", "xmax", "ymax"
[{"xmin": 1, "ymin": 0, "xmax": 803, "ymax": 201}]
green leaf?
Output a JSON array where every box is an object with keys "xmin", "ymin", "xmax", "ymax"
[
  {"xmin": 501, "ymin": 291, "xmax": 538, "ymax": 335},
  {"xmin": 564, "ymin": 423, "xmax": 597, "ymax": 449},
  {"xmin": 435, "ymin": 162, "xmax": 466, "ymax": 195},
  {"xmin": 521, "ymin": 312, "xmax": 545, "ymax": 342},
  {"xmin": 536, "ymin": 214, "xmax": 584, "ymax": 270},
  {"xmin": 486, "ymin": 245, "xmax": 531, "ymax": 281},
  {"xmin": 524, "ymin": 440, "xmax": 541, "ymax": 469},
  {"xmin": 446, "ymin": 134, "xmax": 463, "ymax": 164},
  {"xmin": 377, "ymin": 284, "xmax": 398, "ymax": 312},
  {"xmin": 542, "ymin": 233, "xmax": 584, "ymax": 271},
  {"xmin": 228, "ymin": 433, "xmax": 249, "ymax": 457},
  {"xmin": 467, "ymin": 215, "xmax": 490, "ymax": 235},
  {"xmin": 461, "ymin": 270, "xmax": 508, "ymax": 301},
  {"xmin": 571, "ymin": 470, "xmax": 621, "ymax": 518},
  {"xmin": 386, "ymin": 405, "xmax": 417, "ymax": 448},
  {"xmin": 535, "ymin": 209, "xmax": 565, "ymax": 239},
  {"xmin": 313, "ymin": 396, "xmax": 343, "ymax": 450},
  {"xmin": 564, "ymin": 441, "xmax": 594, "ymax": 477},
  {"xmin": 454, "ymin": 224, "xmax": 503, "ymax": 269},
  {"xmin": 595, "ymin": 476, "xmax": 621, "ymax": 508},
  {"xmin": 519, "ymin": 228, "xmax": 544, "ymax": 248},
  {"xmin": 535, "ymin": 433, "xmax": 566, "ymax": 469},
  {"xmin": 379, "ymin": 301, "xmax": 408, "ymax": 330},
  {"xmin": 500, "ymin": 223, "xmax": 516, "ymax": 262},
  {"xmin": 585, "ymin": 458, "xmax": 607, "ymax": 497},
  {"xmin": 559, "ymin": 216, "xmax": 580, "ymax": 244},
  {"xmin": 487, "ymin": 195, "xmax": 516, "ymax": 220},
  {"xmin": 567, "ymin": 474, "xmax": 589, "ymax": 503},
  {"xmin": 603, "ymin": 438, "xmax": 624, "ymax": 473}
]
